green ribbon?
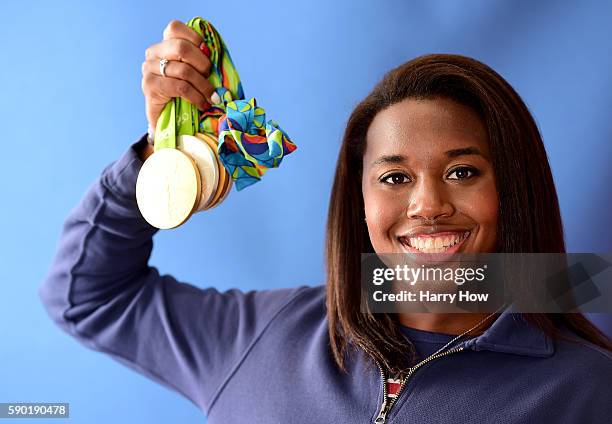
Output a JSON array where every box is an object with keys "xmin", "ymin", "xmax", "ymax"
[{"xmin": 154, "ymin": 97, "xmax": 199, "ymax": 150}]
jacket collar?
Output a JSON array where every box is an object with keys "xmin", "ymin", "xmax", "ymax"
[{"xmin": 463, "ymin": 304, "xmax": 555, "ymax": 358}]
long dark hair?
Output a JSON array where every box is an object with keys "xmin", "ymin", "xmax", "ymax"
[{"xmin": 325, "ymin": 54, "xmax": 612, "ymax": 378}]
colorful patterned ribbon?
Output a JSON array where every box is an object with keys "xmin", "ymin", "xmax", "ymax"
[{"xmin": 154, "ymin": 17, "xmax": 296, "ymax": 191}]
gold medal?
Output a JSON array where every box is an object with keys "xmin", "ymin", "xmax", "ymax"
[
  {"xmin": 136, "ymin": 132, "xmax": 235, "ymax": 229},
  {"xmin": 178, "ymin": 134, "xmax": 219, "ymax": 211},
  {"xmin": 135, "ymin": 18, "xmax": 296, "ymax": 229},
  {"xmin": 197, "ymin": 133, "xmax": 230, "ymax": 210},
  {"xmin": 135, "ymin": 148, "xmax": 201, "ymax": 229},
  {"xmin": 215, "ymin": 163, "xmax": 233, "ymax": 208}
]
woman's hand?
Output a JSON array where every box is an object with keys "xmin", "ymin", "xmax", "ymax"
[{"xmin": 141, "ymin": 20, "xmax": 218, "ymax": 141}]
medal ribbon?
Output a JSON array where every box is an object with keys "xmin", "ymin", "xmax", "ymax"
[{"xmin": 154, "ymin": 17, "xmax": 297, "ymax": 191}]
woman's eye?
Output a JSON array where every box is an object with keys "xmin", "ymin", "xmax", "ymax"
[
  {"xmin": 447, "ymin": 167, "xmax": 478, "ymax": 180},
  {"xmin": 381, "ymin": 173, "xmax": 410, "ymax": 185}
]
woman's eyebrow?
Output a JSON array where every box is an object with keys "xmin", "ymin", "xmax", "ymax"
[
  {"xmin": 371, "ymin": 154, "xmax": 405, "ymax": 167},
  {"xmin": 445, "ymin": 146, "xmax": 483, "ymax": 158},
  {"xmin": 371, "ymin": 147, "xmax": 484, "ymax": 167}
]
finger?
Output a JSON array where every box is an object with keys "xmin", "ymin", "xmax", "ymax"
[
  {"xmin": 142, "ymin": 59, "xmax": 216, "ymax": 104},
  {"xmin": 162, "ymin": 20, "xmax": 203, "ymax": 47},
  {"xmin": 145, "ymin": 102, "xmax": 162, "ymax": 136},
  {"xmin": 146, "ymin": 73, "xmax": 209, "ymax": 111},
  {"xmin": 145, "ymin": 39, "xmax": 210, "ymax": 76}
]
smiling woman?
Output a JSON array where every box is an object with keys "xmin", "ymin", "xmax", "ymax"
[
  {"xmin": 39, "ymin": 36, "xmax": 612, "ymax": 423},
  {"xmin": 362, "ymin": 97, "xmax": 498, "ymax": 256},
  {"xmin": 361, "ymin": 98, "xmax": 499, "ymax": 332},
  {"xmin": 326, "ymin": 54, "xmax": 612, "ymax": 419}
]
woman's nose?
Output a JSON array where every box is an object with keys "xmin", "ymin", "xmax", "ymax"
[{"xmin": 406, "ymin": 178, "xmax": 454, "ymax": 221}]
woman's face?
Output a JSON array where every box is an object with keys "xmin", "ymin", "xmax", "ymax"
[{"xmin": 362, "ymin": 97, "xmax": 498, "ymax": 254}]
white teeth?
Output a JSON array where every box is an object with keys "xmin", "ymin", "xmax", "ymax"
[{"xmin": 401, "ymin": 231, "xmax": 469, "ymax": 253}]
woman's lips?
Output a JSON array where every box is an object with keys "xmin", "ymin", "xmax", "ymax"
[{"xmin": 397, "ymin": 231, "xmax": 470, "ymax": 254}]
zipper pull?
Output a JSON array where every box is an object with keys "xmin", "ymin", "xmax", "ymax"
[{"xmin": 374, "ymin": 400, "xmax": 389, "ymax": 423}]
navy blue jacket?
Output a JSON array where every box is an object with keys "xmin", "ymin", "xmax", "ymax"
[{"xmin": 39, "ymin": 135, "xmax": 612, "ymax": 423}]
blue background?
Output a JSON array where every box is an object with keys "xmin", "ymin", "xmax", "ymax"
[{"xmin": 1, "ymin": 0, "xmax": 610, "ymax": 422}]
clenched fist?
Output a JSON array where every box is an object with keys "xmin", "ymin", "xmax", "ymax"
[{"xmin": 141, "ymin": 20, "xmax": 219, "ymax": 142}]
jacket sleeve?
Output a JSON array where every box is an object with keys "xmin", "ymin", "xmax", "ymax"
[{"xmin": 38, "ymin": 134, "xmax": 306, "ymax": 413}]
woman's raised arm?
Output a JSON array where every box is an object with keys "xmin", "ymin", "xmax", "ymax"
[{"xmin": 38, "ymin": 20, "xmax": 306, "ymax": 414}]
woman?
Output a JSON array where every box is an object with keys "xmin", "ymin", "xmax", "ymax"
[{"xmin": 40, "ymin": 21, "xmax": 612, "ymax": 423}]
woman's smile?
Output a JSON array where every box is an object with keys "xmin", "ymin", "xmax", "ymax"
[
  {"xmin": 397, "ymin": 230, "xmax": 471, "ymax": 254},
  {"xmin": 362, "ymin": 97, "xmax": 499, "ymax": 256}
]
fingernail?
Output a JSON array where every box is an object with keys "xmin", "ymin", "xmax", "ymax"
[
  {"xmin": 199, "ymin": 42, "xmax": 211, "ymax": 57},
  {"xmin": 210, "ymin": 92, "xmax": 221, "ymax": 105}
]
